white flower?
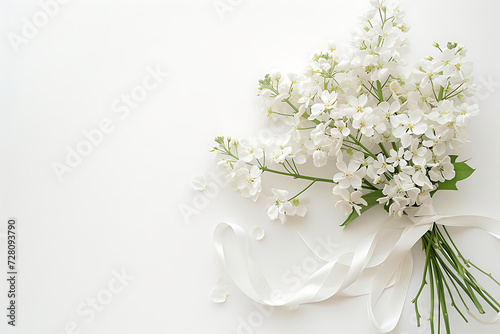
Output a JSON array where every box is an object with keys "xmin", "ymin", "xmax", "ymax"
[
  {"xmin": 352, "ymin": 151, "xmax": 377, "ymax": 179},
  {"xmin": 456, "ymin": 103, "xmax": 479, "ymax": 124},
  {"xmin": 218, "ymin": 159, "xmax": 245, "ymax": 185},
  {"xmin": 298, "ymin": 77, "xmax": 322, "ymax": 108},
  {"xmin": 330, "ymin": 120, "xmax": 351, "ymax": 138},
  {"xmin": 401, "ymin": 165, "xmax": 432, "ymax": 188},
  {"xmin": 429, "ymin": 156, "xmax": 455, "ymax": 182},
  {"xmin": 391, "ymin": 110, "xmax": 428, "ymax": 142},
  {"xmin": 238, "ymin": 138, "xmax": 264, "ymax": 163},
  {"xmin": 379, "ymin": 173, "xmax": 420, "ymax": 216},
  {"xmin": 310, "ymin": 90, "xmax": 338, "ymax": 120},
  {"xmin": 348, "ymin": 95, "xmax": 373, "ymax": 120},
  {"xmin": 334, "ymin": 189, "xmax": 367, "ymax": 215},
  {"xmin": 287, "ymin": 197, "xmax": 308, "ymax": 217},
  {"xmin": 267, "ymin": 189, "xmax": 292, "ymax": 223},
  {"xmin": 413, "ymin": 60, "xmax": 447, "ymax": 89},
  {"xmin": 236, "ymin": 166, "xmax": 263, "ymax": 200},
  {"xmin": 268, "ymin": 136, "xmax": 293, "ymax": 164},
  {"xmin": 423, "ymin": 127, "xmax": 452, "ymax": 157},
  {"xmin": 387, "ymin": 147, "xmax": 407, "ymax": 168},
  {"xmin": 352, "ymin": 113, "xmax": 376, "ymax": 137},
  {"xmin": 438, "ymin": 49, "xmax": 460, "ymax": 68},
  {"xmin": 416, "ymin": 185, "xmax": 435, "ymax": 206},
  {"xmin": 428, "ymin": 100, "xmax": 455, "ymax": 125},
  {"xmin": 373, "ymin": 153, "xmax": 395, "ymax": 176},
  {"xmin": 377, "ymin": 100, "xmax": 401, "ymax": 119},
  {"xmin": 304, "ymin": 129, "xmax": 340, "ymax": 167},
  {"xmin": 403, "ymin": 139, "xmax": 429, "ymax": 166},
  {"xmin": 333, "ymin": 160, "xmax": 366, "ymax": 189},
  {"xmin": 303, "ymin": 139, "xmax": 326, "ymax": 167},
  {"xmin": 384, "ymin": 196, "xmax": 410, "ymax": 217}
]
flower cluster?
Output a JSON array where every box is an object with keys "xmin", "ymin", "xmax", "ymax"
[{"xmin": 212, "ymin": 0, "xmax": 478, "ymax": 223}]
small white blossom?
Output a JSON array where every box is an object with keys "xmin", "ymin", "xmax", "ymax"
[
  {"xmin": 287, "ymin": 197, "xmax": 308, "ymax": 217},
  {"xmin": 267, "ymin": 189, "xmax": 292, "ymax": 223},
  {"xmin": 239, "ymin": 138, "xmax": 264, "ymax": 163},
  {"xmin": 333, "ymin": 160, "xmax": 366, "ymax": 190},
  {"xmin": 429, "ymin": 156, "xmax": 455, "ymax": 182},
  {"xmin": 334, "ymin": 189, "xmax": 367, "ymax": 215},
  {"xmin": 236, "ymin": 166, "xmax": 263, "ymax": 200},
  {"xmin": 310, "ymin": 90, "xmax": 338, "ymax": 120},
  {"xmin": 428, "ymin": 100, "xmax": 455, "ymax": 125},
  {"xmin": 456, "ymin": 103, "xmax": 479, "ymax": 124},
  {"xmin": 391, "ymin": 110, "xmax": 428, "ymax": 142},
  {"xmin": 387, "ymin": 147, "xmax": 407, "ymax": 168}
]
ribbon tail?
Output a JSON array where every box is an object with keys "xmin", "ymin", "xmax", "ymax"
[
  {"xmin": 368, "ymin": 223, "xmax": 430, "ymax": 332},
  {"xmin": 436, "ymin": 214, "xmax": 500, "ymax": 240},
  {"xmin": 467, "ymin": 310, "xmax": 500, "ymax": 325},
  {"xmin": 214, "ymin": 223, "xmax": 273, "ymax": 304}
]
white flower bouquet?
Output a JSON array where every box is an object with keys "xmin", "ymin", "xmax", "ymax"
[{"xmin": 209, "ymin": 1, "xmax": 500, "ymax": 333}]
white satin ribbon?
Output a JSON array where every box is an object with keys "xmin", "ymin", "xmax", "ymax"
[{"xmin": 213, "ymin": 206, "xmax": 500, "ymax": 332}]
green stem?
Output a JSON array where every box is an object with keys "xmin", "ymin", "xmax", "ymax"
[
  {"xmin": 271, "ymin": 111, "xmax": 294, "ymax": 117},
  {"xmin": 468, "ymin": 261, "xmax": 500, "ymax": 286},
  {"xmin": 445, "ymin": 89, "xmax": 466, "ymax": 100},
  {"xmin": 432, "ymin": 255, "xmax": 451, "ymax": 333},
  {"xmin": 441, "ymin": 227, "xmax": 467, "ymax": 264},
  {"xmin": 362, "ymin": 83, "xmax": 381, "ymax": 101},
  {"xmin": 260, "ymin": 167, "xmax": 333, "ymax": 184},
  {"xmin": 265, "ymin": 85, "xmax": 301, "ymax": 115},
  {"xmin": 415, "ymin": 225, "xmax": 500, "ymax": 334},
  {"xmin": 434, "ymin": 252, "xmax": 485, "ymax": 314},
  {"xmin": 362, "ymin": 179, "xmax": 378, "ymax": 190},
  {"xmin": 413, "ymin": 233, "xmax": 434, "ymax": 327},
  {"xmin": 288, "ymin": 180, "xmax": 316, "ymax": 201},
  {"xmin": 284, "ymin": 98, "xmax": 300, "ymax": 114},
  {"xmin": 440, "ymin": 265, "xmax": 469, "ymax": 323},
  {"xmin": 376, "ymin": 80, "xmax": 384, "ymax": 102},
  {"xmin": 348, "ymin": 134, "xmax": 377, "ymax": 158},
  {"xmin": 438, "ymin": 85, "xmax": 445, "ymax": 101},
  {"xmin": 429, "ymin": 255, "xmax": 436, "ymax": 334},
  {"xmin": 378, "ymin": 143, "xmax": 389, "ymax": 158},
  {"xmin": 444, "ymin": 83, "xmax": 464, "ymax": 99},
  {"xmin": 430, "ymin": 78, "xmax": 440, "ymax": 102},
  {"xmin": 284, "ymin": 160, "xmax": 299, "ymax": 175}
]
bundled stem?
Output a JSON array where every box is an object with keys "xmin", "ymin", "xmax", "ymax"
[{"xmin": 413, "ymin": 225, "xmax": 500, "ymax": 334}]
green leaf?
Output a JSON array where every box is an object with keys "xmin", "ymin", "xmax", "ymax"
[
  {"xmin": 341, "ymin": 189, "xmax": 383, "ymax": 226},
  {"xmin": 434, "ymin": 157, "xmax": 475, "ymax": 192}
]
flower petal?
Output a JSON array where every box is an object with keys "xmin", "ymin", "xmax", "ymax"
[
  {"xmin": 251, "ymin": 226, "xmax": 265, "ymax": 241},
  {"xmin": 210, "ymin": 280, "xmax": 229, "ymax": 303},
  {"xmin": 191, "ymin": 174, "xmax": 208, "ymax": 191}
]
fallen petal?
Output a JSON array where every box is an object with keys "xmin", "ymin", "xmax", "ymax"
[
  {"xmin": 251, "ymin": 226, "xmax": 265, "ymax": 241},
  {"xmin": 191, "ymin": 174, "xmax": 208, "ymax": 191},
  {"xmin": 210, "ymin": 279, "xmax": 229, "ymax": 303},
  {"xmin": 210, "ymin": 287, "xmax": 229, "ymax": 303}
]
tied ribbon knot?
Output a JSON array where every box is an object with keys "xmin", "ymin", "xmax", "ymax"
[{"xmin": 213, "ymin": 205, "xmax": 500, "ymax": 332}]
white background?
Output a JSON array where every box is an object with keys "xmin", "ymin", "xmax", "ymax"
[{"xmin": 2, "ymin": 0, "xmax": 500, "ymax": 333}]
